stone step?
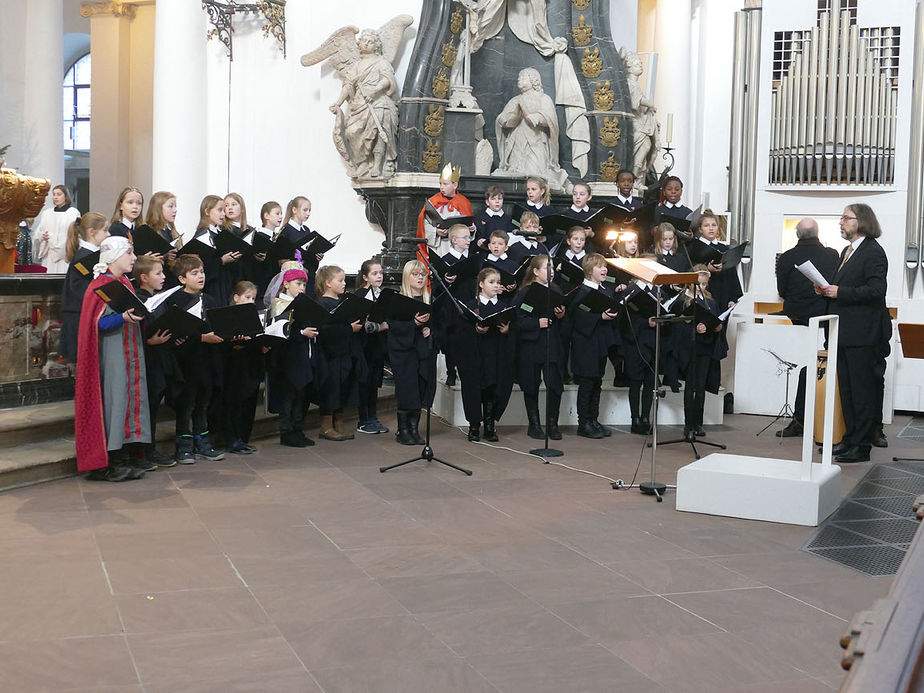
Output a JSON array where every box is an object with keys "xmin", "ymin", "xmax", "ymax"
[{"xmin": 0, "ymin": 389, "xmax": 395, "ymax": 492}]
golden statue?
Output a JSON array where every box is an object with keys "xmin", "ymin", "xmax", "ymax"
[{"xmin": 0, "ymin": 168, "xmax": 50, "ymax": 273}]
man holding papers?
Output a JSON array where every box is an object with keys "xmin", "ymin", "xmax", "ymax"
[
  {"xmin": 774, "ymin": 218, "xmax": 838, "ymax": 437},
  {"xmin": 814, "ymin": 205, "xmax": 890, "ymax": 463}
]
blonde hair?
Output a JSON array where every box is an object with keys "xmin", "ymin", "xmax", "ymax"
[
  {"xmin": 616, "ymin": 233, "xmax": 639, "ymax": 258},
  {"xmin": 401, "ymin": 259, "xmax": 431, "ymax": 304},
  {"xmin": 224, "ymin": 192, "xmax": 249, "ymax": 231},
  {"xmin": 197, "ymin": 195, "xmax": 223, "ymax": 230},
  {"xmin": 691, "ymin": 263, "xmax": 712, "ymax": 299},
  {"xmin": 65, "ymin": 211, "xmax": 107, "ymax": 261},
  {"xmin": 519, "ymin": 210, "xmax": 540, "ymax": 228},
  {"xmin": 282, "ymin": 196, "xmax": 311, "ymax": 229},
  {"xmin": 315, "ymin": 264, "xmax": 344, "ymax": 297},
  {"xmin": 110, "ymin": 187, "xmax": 144, "ymax": 224},
  {"xmin": 653, "ymin": 222, "xmax": 676, "ymax": 255},
  {"xmin": 581, "ymin": 252, "xmax": 607, "ymax": 278},
  {"xmin": 448, "ymin": 223, "xmax": 471, "ymax": 240},
  {"xmin": 526, "ymin": 176, "xmax": 551, "ymax": 205},
  {"xmin": 144, "ymin": 191, "xmax": 180, "ymax": 242},
  {"xmin": 520, "ymin": 254, "xmax": 548, "ymax": 290}
]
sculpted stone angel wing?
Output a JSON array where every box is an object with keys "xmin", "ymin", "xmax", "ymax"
[
  {"xmin": 300, "ymin": 26, "xmax": 361, "ymax": 75},
  {"xmin": 377, "ymin": 14, "xmax": 414, "ymax": 65}
]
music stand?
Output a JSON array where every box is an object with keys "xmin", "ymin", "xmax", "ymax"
[
  {"xmin": 380, "ymin": 243, "xmax": 472, "ymax": 476},
  {"xmin": 756, "ymin": 348, "xmax": 799, "ymax": 439},
  {"xmin": 893, "ymin": 323, "xmax": 924, "ymax": 463},
  {"xmin": 530, "ymin": 239, "xmax": 563, "ymax": 459},
  {"xmin": 607, "ymin": 258, "xmax": 699, "ymax": 501}
]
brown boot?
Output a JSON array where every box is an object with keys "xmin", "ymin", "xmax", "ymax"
[
  {"xmin": 320, "ymin": 415, "xmax": 348, "ymax": 442},
  {"xmin": 333, "ymin": 412, "xmax": 355, "ymax": 440}
]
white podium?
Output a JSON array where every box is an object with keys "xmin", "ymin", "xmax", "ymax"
[{"xmin": 676, "ymin": 315, "xmax": 843, "ymax": 526}]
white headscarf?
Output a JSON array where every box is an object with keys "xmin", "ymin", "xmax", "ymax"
[{"xmin": 92, "ymin": 236, "xmax": 132, "ymax": 278}]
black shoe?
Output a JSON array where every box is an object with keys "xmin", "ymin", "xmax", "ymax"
[
  {"xmin": 776, "ymin": 420, "xmax": 803, "ymax": 438},
  {"xmin": 86, "ymin": 464, "xmax": 135, "ymax": 482},
  {"xmin": 194, "ymin": 435, "xmax": 225, "ymax": 461},
  {"xmin": 174, "ymin": 436, "xmax": 196, "ymax": 464},
  {"xmin": 280, "ymin": 431, "xmax": 310, "ymax": 448},
  {"xmin": 639, "ymin": 417, "xmax": 652, "ymax": 435},
  {"xmin": 563, "ymin": 374, "xmax": 574, "ymax": 385},
  {"xmin": 467, "ymin": 424, "xmax": 480, "ymax": 442},
  {"xmin": 683, "ymin": 427, "xmax": 696, "ymax": 442},
  {"xmin": 149, "ymin": 448, "xmax": 176, "ymax": 468},
  {"xmin": 228, "ymin": 440, "xmax": 254, "ymax": 454},
  {"xmin": 694, "ymin": 425, "xmax": 706, "ymax": 437},
  {"xmin": 394, "ymin": 411, "xmax": 415, "ymax": 445},
  {"xmin": 836, "ymin": 447, "xmax": 871, "ymax": 463},
  {"xmin": 547, "ymin": 422, "xmax": 562, "ymax": 440},
  {"xmin": 483, "ymin": 421, "xmax": 498, "ymax": 442},
  {"xmin": 871, "ymin": 431, "xmax": 888, "ymax": 448},
  {"xmin": 831, "ymin": 442, "xmax": 849, "ymax": 456},
  {"xmin": 577, "ymin": 421, "xmax": 605, "ymax": 439},
  {"xmin": 592, "ymin": 420, "xmax": 612, "ymax": 437},
  {"xmin": 612, "ymin": 375, "xmax": 629, "ymax": 387},
  {"xmin": 408, "ymin": 411, "xmax": 425, "ymax": 445},
  {"xmin": 670, "ymin": 383, "xmax": 681, "ymax": 393},
  {"xmin": 133, "ymin": 457, "xmax": 157, "ymax": 472}
]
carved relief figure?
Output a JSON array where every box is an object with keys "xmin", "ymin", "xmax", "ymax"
[
  {"xmin": 621, "ymin": 48, "xmax": 660, "ymax": 184},
  {"xmin": 493, "ymin": 68, "xmax": 569, "ymax": 190},
  {"xmin": 301, "ymin": 15, "xmax": 413, "ymax": 180}
]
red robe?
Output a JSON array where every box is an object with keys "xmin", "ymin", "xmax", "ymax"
[
  {"xmin": 415, "ymin": 191, "xmax": 472, "ymax": 260},
  {"xmin": 74, "ymin": 273, "xmax": 137, "ymax": 471}
]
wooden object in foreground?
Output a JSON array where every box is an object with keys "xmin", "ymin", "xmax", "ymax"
[{"xmin": 0, "ymin": 168, "xmax": 50, "ymax": 273}]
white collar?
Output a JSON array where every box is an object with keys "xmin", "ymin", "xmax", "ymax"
[
  {"xmin": 582, "ymin": 278, "xmax": 600, "ymax": 289},
  {"xmin": 526, "ymin": 201, "xmax": 544, "ymax": 210},
  {"xmin": 698, "ymin": 236, "xmax": 719, "ymax": 246},
  {"xmin": 849, "ymin": 236, "xmax": 863, "ymax": 251},
  {"xmin": 277, "ymin": 292, "xmax": 294, "ymax": 303},
  {"xmin": 662, "ymin": 249, "xmax": 674, "ymax": 256},
  {"xmin": 364, "ymin": 287, "xmax": 379, "ymax": 300},
  {"xmin": 479, "ymin": 294, "xmax": 498, "ymax": 305},
  {"xmin": 448, "ymin": 248, "xmax": 468, "ymax": 259},
  {"xmin": 286, "ymin": 221, "xmax": 301, "ymax": 233},
  {"xmin": 663, "ymin": 201, "xmax": 677, "ymax": 209},
  {"xmin": 487, "ymin": 252, "xmax": 508, "ymax": 261},
  {"xmin": 259, "ymin": 226, "xmax": 275, "ymax": 236},
  {"xmin": 616, "ymin": 193, "xmax": 632, "ymax": 204},
  {"xmin": 231, "ymin": 221, "xmax": 241, "ymax": 228},
  {"xmin": 208, "ymin": 224, "xmax": 221, "ymax": 234},
  {"xmin": 486, "ymin": 209, "xmax": 504, "ymax": 217},
  {"xmin": 121, "ymin": 219, "xmax": 135, "ymax": 230},
  {"xmin": 570, "ymin": 205, "xmax": 589, "ymax": 213},
  {"xmin": 78, "ymin": 238, "xmax": 99, "ymax": 251},
  {"xmin": 565, "ymin": 249, "xmax": 585, "ymax": 260}
]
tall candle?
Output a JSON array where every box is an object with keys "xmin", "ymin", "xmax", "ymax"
[{"xmin": 666, "ymin": 113, "xmax": 674, "ymax": 143}]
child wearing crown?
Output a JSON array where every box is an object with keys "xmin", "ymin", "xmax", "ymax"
[{"xmin": 416, "ymin": 162, "xmax": 473, "ymax": 257}]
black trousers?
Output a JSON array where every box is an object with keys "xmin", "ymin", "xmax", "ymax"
[
  {"xmin": 837, "ymin": 345, "xmax": 880, "ymax": 451},
  {"xmin": 628, "ymin": 374, "xmax": 654, "ymax": 420},
  {"xmin": 277, "ymin": 385, "xmax": 308, "ymax": 434},
  {"xmin": 358, "ymin": 360, "xmax": 384, "ymax": 424},
  {"xmin": 174, "ymin": 382, "xmax": 211, "ymax": 437},
  {"xmin": 684, "ymin": 354, "xmax": 711, "ymax": 428},
  {"xmin": 148, "ymin": 386, "xmax": 167, "ymax": 446},
  {"xmin": 575, "ymin": 376, "xmax": 602, "ymax": 422},
  {"xmin": 224, "ymin": 392, "xmax": 258, "ymax": 444},
  {"xmin": 794, "ymin": 366, "xmax": 808, "ymax": 423}
]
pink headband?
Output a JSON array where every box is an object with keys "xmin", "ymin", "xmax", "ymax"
[{"xmin": 283, "ymin": 269, "xmax": 308, "ymax": 283}]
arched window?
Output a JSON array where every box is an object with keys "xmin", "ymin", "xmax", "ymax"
[{"xmin": 63, "ymin": 54, "xmax": 90, "ymax": 151}]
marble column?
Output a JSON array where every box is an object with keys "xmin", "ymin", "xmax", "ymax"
[
  {"xmin": 652, "ymin": 0, "xmax": 692, "ymax": 188},
  {"xmin": 152, "ymin": 0, "xmax": 208, "ymax": 236},
  {"xmin": 82, "ymin": 1, "xmax": 135, "ymax": 214},
  {"xmin": 23, "ymin": 0, "xmax": 65, "ymax": 187}
]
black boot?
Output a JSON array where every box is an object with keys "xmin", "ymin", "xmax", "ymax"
[
  {"xmin": 87, "ymin": 451, "xmax": 136, "ymax": 482},
  {"xmin": 395, "ymin": 410, "xmax": 415, "ymax": 445},
  {"xmin": 630, "ymin": 417, "xmax": 643, "ymax": 434},
  {"xmin": 408, "ymin": 410, "xmax": 425, "ymax": 445},
  {"xmin": 524, "ymin": 394, "xmax": 544, "ymax": 439},
  {"xmin": 638, "ymin": 416, "xmax": 652, "ymax": 435},
  {"xmin": 546, "ymin": 392, "xmax": 562, "ymax": 440},
  {"xmin": 467, "ymin": 422, "xmax": 481, "ymax": 442},
  {"xmin": 482, "ymin": 401, "xmax": 498, "ymax": 442}
]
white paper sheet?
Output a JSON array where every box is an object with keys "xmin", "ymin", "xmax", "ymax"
[{"xmin": 795, "ymin": 260, "xmax": 830, "ymax": 288}]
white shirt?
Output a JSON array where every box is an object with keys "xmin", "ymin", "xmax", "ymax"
[
  {"xmin": 487, "ymin": 252, "xmax": 508, "ymax": 262},
  {"xmin": 479, "ymin": 294, "xmax": 498, "ymax": 306},
  {"xmin": 663, "ymin": 201, "xmax": 679, "ymax": 209},
  {"xmin": 526, "ymin": 201, "xmax": 545, "ymax": 211},
  {"xmin": 698, "ymin": 236, "xmax": 719, "ymax": 246},
  {"xmin": 259, "ymin": 226, "xmax": 276, "ymax": 237},
  {"xmin": 582, "ymin": 278, "xmax": 600, "ymax": 289},
  {"xmin": 570, "ymin": 205, "xmax": 590, "ymax": 214},
  {"xmin": 364, "ymin": 287, "xmax": 379, "ymax": 301},
  {"xmin": 565, "ymin": 249, "xmax": 586, "ymax": 262},
  {"xmin": 616, "ymin": 194, "xmax": 634, "ymax": 206},
  {"xmin": 447, "ymin": 248, "xmax": 468, "ymax": 260},
  {"xmin": 841, "ymin": 236, "xmax": 863, "ymax": 266},
  {"xmin": 78, "ymin": 238, "xmax": 99, "ymax": 252},
  {"xmin": 486, "ymin": 209, "xmax": 504, "ymax": 217}
]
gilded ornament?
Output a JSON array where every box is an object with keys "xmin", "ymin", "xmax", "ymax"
[
  {"xmin": 599, "ymin": 116, "xmax": 621, "ymax": 147},
  {"xmin": 572, "ymin": 15, "xmax": 592, "ymax": 46},
  {"xmin": 422, "ymin": 138, "xmax": 442, "ymax": 173},
  {"xmin": 593, "ymin": 80, "xmax": 614, "ymax": 111},
  {"xmin": 581, "ymin": 46, "xmax": 602, "ymax": 78},
  {"xmin": 432, "ymin": 68, "xmax": 450, "ymax": 99},
  {"xmin": 0, "ymin": 168, "xmax": 50, "ymax": 251},
  {"xmin": 441, "ymin": 41, "xmax": 458, "ymax": 67},
  {"xmin": 600, "ymin": 152, "xmax": 621, "ymax": 182},
  {"xmin": 424, "ymin": 104, "xmax": 445, "ymax": 137},
  {"xmin": 450, "ymin": 5, "xmax": 464, "ymax": 34},
  {"xmin": 573, "ymin": 0, "xmax": 590, "ymax": 9}
]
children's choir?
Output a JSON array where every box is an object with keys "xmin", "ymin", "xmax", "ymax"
[{"xmin": 71, "ymin": 167, "xmax": 736, "ymax": 481}]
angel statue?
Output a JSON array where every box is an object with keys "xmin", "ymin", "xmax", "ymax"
[
  {"xmin": 301, "ymin": 15, "xmax": 414, "ymax": 180},
  {"xmin": 621, "ymin": 48, "xmax": 661, "ymax": 186}
]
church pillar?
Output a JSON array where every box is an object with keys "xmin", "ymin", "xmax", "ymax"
[
  {"xmin": 152, "ymin": 0, "xmax": 208, "ymax": 236},
  {"xmin": 82, "ymin": 1, "xmax": 135, "ymax": 214},
  {"xmin": 651, "ymin": 0, "xmax": 692, "ymax": 188},
  {"xmin": 23, "ymin": 0, "xmax": 65, "ymax": 186}
]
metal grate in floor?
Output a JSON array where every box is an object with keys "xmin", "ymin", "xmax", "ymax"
[
  {"xmin": 804, "ymin": 462, "xmax": 924, "ymax": 576},
  {"xmin": 898, "ymin": 417, "xmax": 924, "ymax": 442}
]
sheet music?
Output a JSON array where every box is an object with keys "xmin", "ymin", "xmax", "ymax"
[
  {"xmin": 143, "ymin": 285, "xmax": 182, "ymax": 312},
  {"xmin": 719, "ymin": 302, "xmax": 737, "ymax": 321},
  {"xmin": 795, "ymin": 260, "xmax": 830, "ymax": 289},
  {"xmin": 264, "ymin": 318, "xmax": 287, "ymax": 337}
]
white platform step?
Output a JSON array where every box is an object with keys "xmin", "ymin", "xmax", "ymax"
[
  {"xmin": 432, "ymin": 358, "xmax": 724, "ymax": 427},
  {"xmin": 675, "ymin": 454, "xmax": 843, "ymax": 526}
]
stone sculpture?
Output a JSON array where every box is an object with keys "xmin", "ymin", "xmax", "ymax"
[
  {"xmin": 621, "ymin": 48, "xmax": 661, "ymax": 185},
  {"xmin": 493, "ymin": 67, "xmax": 570, "ymax": 190},
  {"xmin": 301, "ymin": 15, "xmax": 414, "ymax": 180}
]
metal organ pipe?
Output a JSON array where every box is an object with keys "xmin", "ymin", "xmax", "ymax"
[{"xmin": 905, "ymin": 0, "xmax": 924, "ymax": 297}]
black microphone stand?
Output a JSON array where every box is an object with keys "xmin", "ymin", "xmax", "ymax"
[
  {"xmin": 380, "ymin": 241, "xmax": 472, "ymax": 476},
  {"xmin": 527, "ymin": 230, "xmax": 563, "ymax": 459}
]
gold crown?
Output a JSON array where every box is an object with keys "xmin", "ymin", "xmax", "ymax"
[
  {"xmin": 440, "ymin": 162, "xmax": 461, "ymax": 183},
  {"xmin": 280, "ymin": 260, "xmax": 305, "ymax": 272}
]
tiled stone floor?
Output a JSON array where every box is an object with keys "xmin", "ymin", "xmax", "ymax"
[{"xmin": 0, "ymin": 413, "xmax": 915, "ymax": 692}]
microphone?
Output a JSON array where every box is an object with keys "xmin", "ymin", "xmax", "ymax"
[{"xmin": 395, "ymin": 237, "xmax": 430, "ymax": 244}]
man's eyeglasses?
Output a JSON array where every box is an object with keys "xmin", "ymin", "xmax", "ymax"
[{"xmin": 840, "ymin": 215, "xmax": 857, "ymax": 221}]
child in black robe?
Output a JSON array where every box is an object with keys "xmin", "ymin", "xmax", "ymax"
[
  {"xmin": 60, "ymin": 212, "xmax": 110, "ymax": 364},
  {"xmin": 473, "ymin": 185, "xmax": 514, "ymax": 250},
  {"xmin": 355, "ymin": 260, "xmax": 389, "ymax": 435}
]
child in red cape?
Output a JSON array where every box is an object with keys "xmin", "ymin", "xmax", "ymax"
[
  {"xmin": 416, "ymin": 162, "xmax": 472, "ymax": 258},
  {"xmin": 75, "ymin": 235, "xmax": 151, "ymax": 481}
]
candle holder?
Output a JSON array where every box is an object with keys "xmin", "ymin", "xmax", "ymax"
[{"xmin": 660, "ymin": 144, "xmax": 675, "ymax": 175}]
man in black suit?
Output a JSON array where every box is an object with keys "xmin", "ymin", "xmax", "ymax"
[
  {"xmin": 816, "ymin": 204, "xmax": 890, "ymax": 463},
  {"xmin": 774, "ymin": 218, "xmax": 839, "ymax": 437}
]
